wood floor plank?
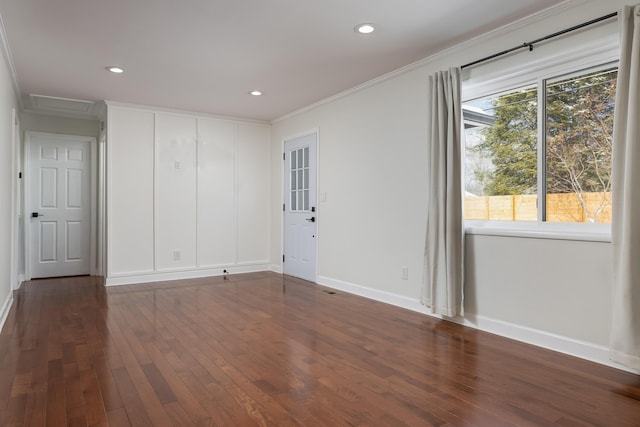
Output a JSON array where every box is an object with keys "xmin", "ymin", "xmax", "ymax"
[
  {"xmin": 45, "ymin": 359, "xmax": 66, "ymax": 426},
  {"xmin": 153, "ymin": 305, "xmax": 301, "ymax": 426},
  {"xmin": 62, "ymin": 360, "xmax": 85, "ymax": 420},
  {"xmin": 92, "ymin": 353, "xmax": 123, "ymax": 413},
  {"xmin": 80, "ymin": 366, "xmax": 109, "ymax": 426},
  {"xmin": 107, "ymin": 312, "xmax": 173, "ymax": 427},
  {"xmin": 110, "ymin": 366, "xmax": 153, "ymax": 427},
  {"xmin": 23, "ymin": 390, "xmax": 47, "ymax": 427},
  {"xmin": 106, "ymin": 407, "xmax": 131, "ymax": 427},
  {"xmin": 142, "ymin": 341, "xmax": 212, "ymax": 424},
  {"xmin": 1, "ymin": 273, "xmax": 639, "ymax": 426}
]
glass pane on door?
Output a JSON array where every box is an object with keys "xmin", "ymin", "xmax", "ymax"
[{"xmin": 289, "ymin": 147, "xmax": 311, "ymax": 212}]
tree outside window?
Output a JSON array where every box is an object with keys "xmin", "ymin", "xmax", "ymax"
[{"xmin": 464, "ymin": 66, "xmax": 616, "ymax": 223}]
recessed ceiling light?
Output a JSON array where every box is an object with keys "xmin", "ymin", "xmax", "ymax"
[
  {"xmin": 355, "ymin": 23, "xmax": 375, "ymax": 34},
  {"xmin": 250, "ymin": 90, "xmax": 263, "ymax": 96},
  {"xmin": 106, "ymin": 66, "xmax": 124, "ymax": 74}
]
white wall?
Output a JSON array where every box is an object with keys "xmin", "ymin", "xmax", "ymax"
[
  {"xmin": 465, "ymin": 235, "xmax": 612, "ymax": 345},
  {"xmin": 270, "ymin": 0, "xmax": 631, "ymax": 370},
  {"xmin": 20, "ymin": 113, "xmax": 100, "ymax": 138},
  {"xmin": 197, "ymin": 118, "xmax": 236, "ymax": 266},
  {"xmin": 0, "ymin": 33, "xmax": 19, "ymax": 330},
  {"xmin": 108, "ymin": 107, "xmax": 155, "ymax": 275},
  {"xmin": 155, "ymin": 114, "xmax": 198, "ymax": 270},
  {"xmin": 107, "ymin": 104, "xmax": 270, "ymax": 285}
]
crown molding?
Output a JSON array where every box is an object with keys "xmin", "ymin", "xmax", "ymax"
[
  {"xmin": 104, "ymin": 100, "xmax": 271, "ymax": 126},
  {"xmin": 272, "ymin": 0, "xmax": 588, "ymax": 124}
]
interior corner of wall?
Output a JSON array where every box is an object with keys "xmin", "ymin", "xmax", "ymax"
[{"xmin": 0, "ymin": 289, "xmax": 14, "ymax": 332}]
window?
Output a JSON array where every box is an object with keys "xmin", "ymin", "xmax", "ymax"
[
  {"xmin": 290, "ymin": 147, "xmax": 310, "ymax": 211},
  {"xmin": 464, "ymin": 65, "xmax": 617, "ymax": 225}
]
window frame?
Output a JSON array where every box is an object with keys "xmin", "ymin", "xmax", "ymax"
[{"xmin": 461, "ymin": 36, "xmax": 618, "ymax": 242}]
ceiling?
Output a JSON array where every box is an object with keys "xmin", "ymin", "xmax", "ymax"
[{"xmin": 0, "ymin": 0, "xmax": 566, "ymax": 122}]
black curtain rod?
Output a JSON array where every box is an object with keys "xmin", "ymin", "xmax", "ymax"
[{"xmin": 461, "ymin": 11, "xmax": 618, "ymax": 69}]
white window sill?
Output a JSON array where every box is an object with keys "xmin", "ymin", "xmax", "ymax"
[{"xmin": 465, "ymin": 221, "xmax": 611, "ymax": 243}]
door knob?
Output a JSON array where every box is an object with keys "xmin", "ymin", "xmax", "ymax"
[
  {"xmin": 305, "ymin": 217, "xmax": 316, "ymax": 222},
  {"xmin": 31, "ymin": 212, "xmax": 44, "ymax": 218}
]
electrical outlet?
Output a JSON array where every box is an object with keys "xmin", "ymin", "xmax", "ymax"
[
  {"xmin": 173, "ymin": 250, "xmax": 181, "ymax": 261},
  {"xmin": 400, "ymin": 266, "xmax": 409, "ymax": 280}
]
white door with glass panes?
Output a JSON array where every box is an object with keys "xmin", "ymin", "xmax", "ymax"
[
  {"xmin": 284, "ymin": 133, "xmax": 317, "ymax": 282},
  {"xmin": 27, "ymin": 133, "xmax": 92, "ymax": 279}
]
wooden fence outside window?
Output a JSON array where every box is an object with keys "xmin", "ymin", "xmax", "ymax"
[{"xmin": 464, "ymin": 192, "xmax": 611, "ymax": 223}]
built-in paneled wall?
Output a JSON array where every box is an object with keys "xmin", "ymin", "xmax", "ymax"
[
  {"xmin": 108, "ymin": 108, "xmax": 155, "ymax": 275},
  {"xmin": 107, "ymin": 104, "xmax": 270, "ymax": 285},
  {"xmin": 196, "ymin": 119, "xmax": 236, "ymax": 267},
  {"xmin": 155, "ymin": 114, "xmax": 198, "ymax": 270}
]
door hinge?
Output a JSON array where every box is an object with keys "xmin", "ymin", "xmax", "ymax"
[
  {"xmin": 283, "ymin": 254, "xmax": 285, "ymax": 262},
  {"xmin": 18, "ymin": 172, "xmax": 22, "ymax": 179},
  {"xmin": 283, "ymin": 152, "xmax": 285, "ymax": 160},
  {"xmin": 283, "ymin": 203, "xmax": 285, "ymax": 211}
]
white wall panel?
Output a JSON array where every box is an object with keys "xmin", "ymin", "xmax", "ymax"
[
  {"xmin": 155, "ymin": 114, "xmax": 197, "ymax": 270},
  {"xmin": 40, "ymin": 168, "xmax": 57, "ymax": 207},
  {"xmin": 237, "ymin": 124, "xmax": 270, "ymax": 264},
  {"xmin": 41, "ymin": 146, "xmax": 57, "ymax": 160},
  {"xmin": 66, "ymin": 221, "xmax": 82, "ymax": 260},
  {"xmin": 108, "ymin": 107, "xmax": 155, "ymax": 274},
  {"xmin": 40, "ymin": 222, "xmax": 56, "ymax": 261},
  {"xmin": 66, "ymin": 168, "xmax": 82, "ymax": 208},
  {"xmin": 197, "ymin": 118, "xmax": 236, "ymax": 267}
]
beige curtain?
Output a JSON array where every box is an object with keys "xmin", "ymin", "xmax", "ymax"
[
  {"xmin": 422, "ymin": 67, "xmax": 464, "ymax": 317},
  {"xmin": 611, "ymin": 5, "xmax": 640, "ymax": 370}
]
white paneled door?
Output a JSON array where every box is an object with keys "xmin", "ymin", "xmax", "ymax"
[
  {"xmin": 284, "ymin": 133, "xmax": 317, "ymax": 282},
  {"xmin": 28, "ymin": 133, "xmax": 92, "ymax": 278}
]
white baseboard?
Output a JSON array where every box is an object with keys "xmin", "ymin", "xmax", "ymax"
[
  {"xmin": 0, "ymin": 290, "xmax": 14, "ymax": 333},
  {"xmin": 270, "ymin": 264, "xmax": 283, "ymax": 274},
  {"xmin": 106, "ymin": 263, "xmax": 270, "ymax": 286},
  {"xmin": 316, "ymin": 275, "xmax": 639, "ymax": 375},
  {"xmin": 14, "ymin": 274, "xmax": 24, "ymax": 290}
]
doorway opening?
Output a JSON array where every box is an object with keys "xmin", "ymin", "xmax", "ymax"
[
  {"xmin": 283, "ymin": 132, "xmax": 318, "ymax": 282},
  {"xmin": 24, "ymin": 132, "xmax": 97, "ymax": 280}
]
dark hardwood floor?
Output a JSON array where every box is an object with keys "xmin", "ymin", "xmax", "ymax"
[{"xmin": 0, "ymin": 272, "xmax": 638, "ymax": 426}]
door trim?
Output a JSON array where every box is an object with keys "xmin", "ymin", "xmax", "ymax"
[
  {"xmin": 24, "ymin": 132, "xmax": 98, "ymax": 280},
  {"xmin": 281, "ymin": 129, "xmax": 319, "ymax": 282},
  {"xmin": 10, "ymin": 109, "xmax": 20, "ymax": 289}
]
